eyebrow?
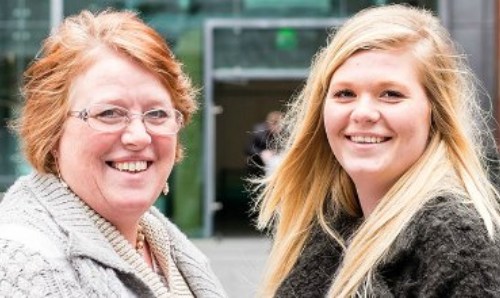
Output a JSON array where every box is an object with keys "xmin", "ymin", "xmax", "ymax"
[
  {"xmin": 328, "ymin": 79, "xmax": 412, "ymax": 89},
  {"xmin": 91, "ymin": 97, "xmax": 172, "ymax": 106}
]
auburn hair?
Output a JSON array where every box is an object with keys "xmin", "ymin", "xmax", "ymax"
[{"xmin": 15, "ymin": 10, "xmax": 196, "ymax": 174}]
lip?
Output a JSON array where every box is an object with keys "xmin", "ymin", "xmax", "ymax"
[
  {"xmin": 108, "ymin": 154, "xmax": 155, "ymax": 162},
  {"xmin": 105, "ymin": 156, "xmax": 155, "ymax": 173},
  {"xmin": 344, "ymin": 132, "xmax": 392, "ymax": 144}
]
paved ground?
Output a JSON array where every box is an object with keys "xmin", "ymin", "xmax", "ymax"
[{"xmin": 192, "ymin": 236, "xmax": 271, "ymax": 298}]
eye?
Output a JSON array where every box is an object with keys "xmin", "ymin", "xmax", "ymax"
[
  {"xmin": 380, "ymin": 90, "xmax": 405, "ymax": 100},
  {"xmin": 331, "ymin": 89, "xmax": 356, "ymax": 100},
  {"xmin": 91, "ymin": 106, "xmax": 127, "ymax": 119},
  {"xmin": 144, "ymin": 109, "xmax": 173, "ymax": 126},
  {"xmin": 145, "ymin": 109, "xmax": 170, "ymax": 119}
]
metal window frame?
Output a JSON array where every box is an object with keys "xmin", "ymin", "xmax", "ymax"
[
  {"xmin": 0, "ymin": 1, "xmax": 63, "ymax": 193},
  {"xmin": 50, "ymin": 0, "xmax": 63, "ymax": 30}
]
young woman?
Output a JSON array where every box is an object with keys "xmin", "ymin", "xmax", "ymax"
[{"xmin": 256, "ymin": 4, "xmax": 500, "ymax": 297}]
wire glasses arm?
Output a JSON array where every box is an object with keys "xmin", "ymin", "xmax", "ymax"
[{"xmin": 67, "ymin": 110, "xmax": 89, "ymax": 120}]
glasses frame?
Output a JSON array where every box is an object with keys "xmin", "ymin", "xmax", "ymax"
[{"xmin": 67, "ymin": 104, "xmax": 184, "ymax": 136}]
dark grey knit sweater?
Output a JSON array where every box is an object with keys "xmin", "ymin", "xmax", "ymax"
[{"xmin": 275, "ymin": 197, "xmax": 500, "ymax": 297}]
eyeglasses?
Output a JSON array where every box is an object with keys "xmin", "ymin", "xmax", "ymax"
[{"xmin": 68, "ymin": 104, "xmax": 184, "ymax": 136}]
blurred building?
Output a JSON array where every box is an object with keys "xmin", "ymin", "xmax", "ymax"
[{"xmin": 0, "ymin": 0, "xmax": 496, "ymax": 237}]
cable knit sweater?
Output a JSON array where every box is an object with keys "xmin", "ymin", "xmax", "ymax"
[
  {"xmin": 0, "ymin": 173, "xmax": 227, "ymax": 298},
  {"xmin": 275, "ymin": 197, "xmax": 500, "ymax": 297}
]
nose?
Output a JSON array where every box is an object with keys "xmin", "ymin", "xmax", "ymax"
[
  {"xmin": 350, "ymin": 96, "xmax": 380, "ymax": 124},
  {"xmin": 121, "ymin": 118, "xmax": 152, "ymax": 149}
]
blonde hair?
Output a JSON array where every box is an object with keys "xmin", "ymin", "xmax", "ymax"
[
  {"xmin": 14, "ymin": 10, "xmax": 196, "ymax": 174},
  {"xmin": 255, "ymin": 4, "xmax": 500, "ymax": 297}
]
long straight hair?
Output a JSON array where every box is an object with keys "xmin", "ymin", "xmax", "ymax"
[{"xmin": 255, "ymin": 5, "xmax": 500, "ymax": 297}]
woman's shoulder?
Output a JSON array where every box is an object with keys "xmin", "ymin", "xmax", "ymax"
[
  {"xmin": 410, "ymin": 196, "xmax": 496, "ymax": 244},
  {"xmin": 382, "ymin": 195, "xmax": 500, "ymax": 296},
  {"xmin": 275, "ymin": 214, "xmax": 357, "ymax": 298},
  {"xmin": 395, "ymin": 195, "xmax": 500, "ymax": 258},
  {"xmin": 0, "ymin": 237, "xmax": 81, "ymax": 297},
  {"xmin": 0, "ymin": 174, "xmax": 49, "ymax": 223},
  {"xmin": 0, "ymin": 174, "xmax": 76, "ymax": 263},
  {"xmin": 1, "ymin": 174, "xmax": 66, "ymax": 225},
  {"xmin": 0, "ymin": 174, "xmax": 80, "ymax": 296}
]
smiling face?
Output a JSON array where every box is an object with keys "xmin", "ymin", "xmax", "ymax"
[
  {"xmin": 57, "ymin": 48, "xmax": 177, "ymax": 226},
  {"xmin": 323, "ymin": 49, "xmax": 431, "ymax": 211}
]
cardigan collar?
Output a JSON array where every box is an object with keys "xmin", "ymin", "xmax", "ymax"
[
  {"xmin": 26, "ymin": 172, "xmax": 132, "ymax": 272},
  {"xmin": 23, "ymin": 172, "xmax": 224, "ymax": 297}
]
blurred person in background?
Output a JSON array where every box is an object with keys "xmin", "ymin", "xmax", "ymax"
[
  {"xmin": 245, "ymin": 110, "xmax": 283, "ymax": 177},
  {"xmin": 0, "ymin": 10, "xmax": 226, "ymax": 297},
  {"xmin": 255, "ymin": 4, "xmax": 500, "ymax": 297}
]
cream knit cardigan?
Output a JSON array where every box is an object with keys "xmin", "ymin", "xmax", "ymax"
[{"xmin": 0, "ymin": 173, "xmax": 227, "ymax": 298}]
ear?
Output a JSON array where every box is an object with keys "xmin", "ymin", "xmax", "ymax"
[
  {"xmin": 52, "ymin": 137, "xmax": 61, "ymax": 157},
  {"xmin": 52, "ymin": 147, "xmax": 60, "ymax": 162}
]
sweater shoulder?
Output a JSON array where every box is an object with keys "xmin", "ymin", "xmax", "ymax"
[
  {"xmin": 382, "ymin": 196, "xmax": 500, "ymax": 297},
  {"xmin": 393, "ymin": 196, "xmax": 500, "ymax": 262},
  {"xmin": 0, "ymin": 176, "xmax": 66, "ymax": 243},
  {"xmin": 0, "ymin": 238, "xmax": 82, "ymax": 297},
  {"xmin": 274, "ymin": 215, "xmax": 353, "ymax": 298},
  {"xmin": 410, "ymin": 196, "xmax": 496, "ymax": 246}
]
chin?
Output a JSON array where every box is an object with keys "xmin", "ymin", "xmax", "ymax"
[
  {"xmin": 346, "ymin": 165, "xmax": 383, "ymax": 175},
  {"xmin": 347, "ymin": 167, "xmax": 384, "ymax": 179},
  {"xmin": 112, "ymin": 193, "xmax": 157, "ymax": 209},
  {"xmin": 112, "ymin": 201, "xmax": 153, "ymax": 217}
]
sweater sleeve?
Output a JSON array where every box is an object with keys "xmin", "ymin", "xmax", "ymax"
[
  {"xmin": 384, "ymin": 200, "xmax": 500, "ymax": 297},
  {"xmin": 0, "ymin": 239, "xmax": 84, "ymax": 297}
]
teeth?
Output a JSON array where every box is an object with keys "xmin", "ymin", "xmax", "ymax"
[
  {"xmin": 113, "ymin": 161, "xmax": 148, "ymax": 172},
  {"xmin": 350, "ymin": 136, "xmax": 384, "ymax": 144}
]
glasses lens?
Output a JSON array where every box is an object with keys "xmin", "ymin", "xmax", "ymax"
[
  {"xmin": 87, "ymin": 104, "xmax": 127, "ymax": 132},
  {"xmin": 144, "ymin": 108, "xmax": 183, "ymax": 135}
]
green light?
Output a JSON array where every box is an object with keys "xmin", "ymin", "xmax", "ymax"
[{"xmin": 275, "ymin": 28, "xmax": 298, "ymax": 51}]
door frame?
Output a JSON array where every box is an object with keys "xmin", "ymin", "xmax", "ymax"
[{"xmin": 202, "ymin": 18, "xmax": 344, "ymax": 237}]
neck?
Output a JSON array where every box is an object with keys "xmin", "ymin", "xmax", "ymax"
[
  {"xmin": 358, "ymin": 195, "xmax": 379, "ymax": 217},
  {"xmin": 116, "ymin": 219, "xmax": 150, "ymax": 264},
  {"xmin": 355, "ymin": 185, "xmax": 387, "ymax": 217},
  {"xmin": 115, "ymin": 220, "xmax": 142, "ymax": 247},
  {"xmin": 89, "ymin": 205, "xmax": 145, "ymax": 246}
]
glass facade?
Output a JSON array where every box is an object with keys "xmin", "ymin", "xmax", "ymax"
[
  {"xmin": 213, "ymin": 27, "xmax": 330, "ymax": 70},
  {"xmin": 0, "ymin": 1, "xmax": 51, "ymax": 189},
  {"xmin": 0, "ymin": 0, "xmax": 437, "ymax": 234}
]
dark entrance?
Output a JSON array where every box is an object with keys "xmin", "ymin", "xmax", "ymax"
[{"xmin": 213, "ymin": 79, "xmax": 302, "ymax": 236}]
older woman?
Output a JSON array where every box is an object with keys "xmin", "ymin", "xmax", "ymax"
[
  {"xmin": 0, "ymin": 10, "xmax": 226, "ymax": 297},
  {"xmin": 255, "ymin": 4, "xmax": 500, "ymax": 297}
]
